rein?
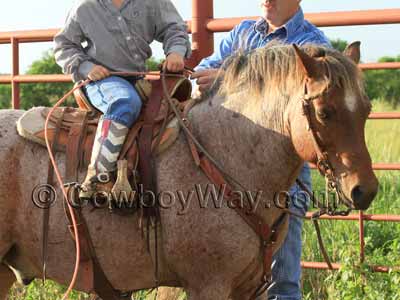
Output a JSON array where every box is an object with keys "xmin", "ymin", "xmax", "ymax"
[
  {"xmin": 44, "ymin": 79, "xmax": 89, "ymax": 300},
  {"xmin": 160, "ymin": 71, "xmax": 353, "ymax": 293},
  {"xmin": 161, "ymin": 69, "xmax": 286, "ymax": 298},
  {"xmin": 44, "ymin": 68, "xmax": 353, "ymax": 299}
]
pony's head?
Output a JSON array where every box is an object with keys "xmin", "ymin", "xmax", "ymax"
[
  {"xmin": 221, "ymin": 42, "xmax": 378, "ymax": 210},
  {"xmin": 289, "ymin": 42, "xmax": 378, "ymax": 210}
]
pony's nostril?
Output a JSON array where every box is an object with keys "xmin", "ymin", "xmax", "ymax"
[
  {"xmin": 351, "ymin": 185, "xmax": 365, "ymax": 208},
  {"xmin": 351, "ymin": 185, "xmax": 363, "ymax": 201},
  {"xmin": 22, "ymin": 277, "xmax": 35, "ymax": 286},
  {"xmin": 351, "ymin": 184, "xmax": 376, "ymax": 210}
]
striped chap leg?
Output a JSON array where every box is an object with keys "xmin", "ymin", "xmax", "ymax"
[
  {"xmin": 80, "ymin": 116, "xmax": 129, "ymax": 198},
  {"xmin": 90, "ymin": 116, "xmax": 129, "ymax": 174}
]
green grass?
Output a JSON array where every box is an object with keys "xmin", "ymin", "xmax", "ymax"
[
  {"xmin": 365, "ymin": 101, "xmax": 400, "ymax": 163},
  {"xmin": 7, "ymin": 100, "xmax": 400, "ymax": 299}
]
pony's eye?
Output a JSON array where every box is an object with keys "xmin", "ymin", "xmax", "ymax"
[
  {"xmin": 317, "ymin": 109, "xmax": 331, "ymax": 121},
  {"xmin": 318, "ymin": 111, "xmax": 328, "ymax": 119}
]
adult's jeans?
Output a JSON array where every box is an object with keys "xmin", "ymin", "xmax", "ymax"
[{"xmin": 268, "ymin": 163, "xmax": 312, "ymax": 300}]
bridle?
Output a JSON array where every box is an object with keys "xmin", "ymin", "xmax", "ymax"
[{"xmin": 300, "ymin": 79, "xmax": 353, "ymax": 217}]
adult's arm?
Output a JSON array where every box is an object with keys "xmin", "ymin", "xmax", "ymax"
[
  {"xmin": 195, "ymin": 23, "xmax": 244, "ymax": 71},
  {"xmin": 192, "ymin": 23, "xmax": 246, "ymax": 92}
]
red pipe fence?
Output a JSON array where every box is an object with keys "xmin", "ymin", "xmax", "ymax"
[{"xmin": 0, "ymin": 2, "xmax": 399, "ymax": 273}]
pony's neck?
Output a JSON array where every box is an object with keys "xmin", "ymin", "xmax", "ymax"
[{"xmin": 189, "ymin": 91, "xmax": 303, "ymax": 195}]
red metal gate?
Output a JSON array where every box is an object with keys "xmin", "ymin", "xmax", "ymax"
[{"xmin": 0, "ymin": 0, "xmax": 399, "ymax": 272}]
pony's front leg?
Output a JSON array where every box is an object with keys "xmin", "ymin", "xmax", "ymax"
[{"xmin": 0, "ymin": 264, "xmax": 15, "ymax": 300}]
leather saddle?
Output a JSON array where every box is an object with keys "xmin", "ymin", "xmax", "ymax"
[
  {"xmin": 16, "ymin": 76, "xmax": 195, "ymax": 300},
  {"xmin": 17, "ymin": 76, "xmax": 193, "ymax": 177}
]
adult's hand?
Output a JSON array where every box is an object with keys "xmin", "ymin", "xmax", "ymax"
[
  {"xmin": 87, "ymin": 65, "xmax": 111, "ymax": 81},
  {"xmin": 191, "ymin": 68, "xmax": 223, "ymax": 92},
  {"xmin": 164, "ymin": 52, "xmax": 185, "ymax": 72}
]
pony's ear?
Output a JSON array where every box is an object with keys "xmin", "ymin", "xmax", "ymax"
[
  {"xmin": 344, "ymin": 41, "xmax": 361, "ymax": 64},
  {"xmin": 293, "ymin": 44, "xmax": 320, "ymax": 79}
]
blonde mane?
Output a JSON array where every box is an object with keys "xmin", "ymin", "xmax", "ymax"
[{"xmin": 220, "ymin": 42, "xmax": 366, "ymax": 115}]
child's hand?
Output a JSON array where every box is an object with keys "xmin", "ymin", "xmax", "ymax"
[
  {"xmin": 88, "ymin": 65, "xmax": 110, "ymax": 81},
  {"xmin": 164, "ymin": 53, "xmax": 185, "ymax": 72}
]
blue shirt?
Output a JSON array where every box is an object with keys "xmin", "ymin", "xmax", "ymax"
[{"xmin": 197, "ymin": 8, "xmax": 331, "ymax": 70}]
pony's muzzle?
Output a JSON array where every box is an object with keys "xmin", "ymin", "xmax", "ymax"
[{"xmin": 350, "ymin": 182, "xmax": 378, "ymax": 210}]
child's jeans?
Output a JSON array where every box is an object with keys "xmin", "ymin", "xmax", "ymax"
[{"xmin": 84, "ymin": 75, "xmax": 142, "ymax": 127}]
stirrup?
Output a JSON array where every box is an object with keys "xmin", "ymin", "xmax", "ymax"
[
  {"xmin": 79, "ymin": 171, "xmax": 113, "ymax": 201},
  {"xmin": 109, "ymin": 160, "xmax": 138, "ymax": 215}
]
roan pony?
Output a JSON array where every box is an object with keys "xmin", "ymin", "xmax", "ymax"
[{"xmin": 0, "ymin": 43, "xmax": 378, "ymax": 300}]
